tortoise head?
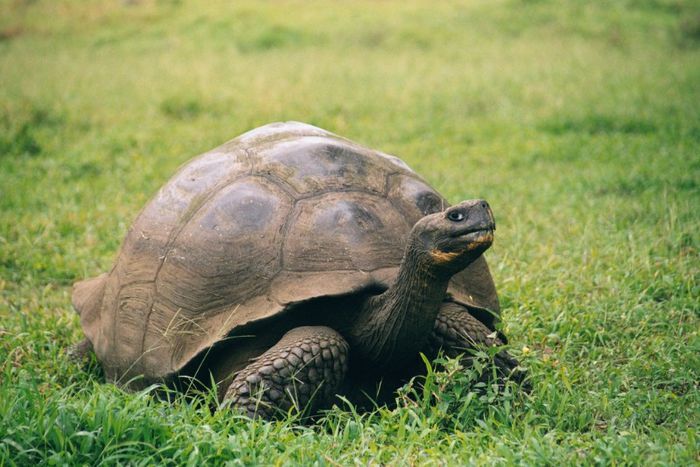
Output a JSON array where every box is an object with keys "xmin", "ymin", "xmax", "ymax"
[{"xmin": 410, "ymin": 199, "xmax": 495, "ymax": 275}]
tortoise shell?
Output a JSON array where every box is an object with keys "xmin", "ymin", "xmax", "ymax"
[{"xmin": 73, "ymin": 122, "xmax": 499, "ymax": 385}]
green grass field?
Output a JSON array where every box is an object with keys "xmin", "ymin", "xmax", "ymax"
[{"xmin": 1, "ymin": 0, "xmax": 699, "ymax": 464}]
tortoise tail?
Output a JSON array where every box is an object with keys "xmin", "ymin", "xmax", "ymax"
[{"xmin": 72, "ymin": 273, "xmax": 108, "ymax": 317}]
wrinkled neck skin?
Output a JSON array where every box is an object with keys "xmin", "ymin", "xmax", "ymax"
[{"xmin": 348, "ymin": 241, "xmax": 456, "ymax": 371}]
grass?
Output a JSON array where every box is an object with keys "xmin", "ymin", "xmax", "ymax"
[{"xmin": 1, "ymin": 0, "xmax": 698, "ymax": 464}]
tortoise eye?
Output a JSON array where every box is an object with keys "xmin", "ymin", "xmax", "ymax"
[{"xmin": 447, "ymin": 211, "xmax": 465, "ymax": 222}]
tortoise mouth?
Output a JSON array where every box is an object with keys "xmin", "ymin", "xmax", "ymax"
[
  {"xmin": 450, "ymin": 222, "xmax": 496, "ymax": 239},
  {"xmin": 431, "ymin": 227, "xmax": 494, "ymax": 263},
  {"xmin": 459, "ymin": 228, "xmax": 494, "ymax": 242},
  {"xmin": 452, "ymin": 227, "xmax": 495, "ymax": 252}
]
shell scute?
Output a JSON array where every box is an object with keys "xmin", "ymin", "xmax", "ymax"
[
  {"xmin": 155, "ymin": 177, "xmax": 291, "ymax": 314},
  {"xmin": 235, "ymin": 121, "xmax": 331, "ymax": 149},
  {"xmin": 115, "ymin": 149, "xmax": 250, "ymax": 286},
  {"xmin": 387, "ymin": 174, "xmax": 447, "ymax": 219},
  {"xmin": 283, "ymin": 193, "xmax": 406, "ymax": 272},
  {"xmin": 251, "ymin": 137, "xmax": 389, "ymax": 196}
]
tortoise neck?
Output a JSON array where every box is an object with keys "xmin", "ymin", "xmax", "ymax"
[{"xmin": 349, "ymin": 245, "xmax": 450, "ymax": 369}]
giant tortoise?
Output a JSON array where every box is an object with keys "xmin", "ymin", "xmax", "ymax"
[{"xmin": 71, "ymin": 122, "xmax": 523, "ymax": 418}]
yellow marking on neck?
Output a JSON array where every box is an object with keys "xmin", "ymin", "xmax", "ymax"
[
  {"xmin": 430, "ymin": 233, "xmax": 493, "ymax": 262},
  {"xmin": 466, "ymin": 233, "xmax": 494, "ymax": 250},
  {"xmin": 429, "ymin": 250, "xmax": 461, "ymax": 263}
]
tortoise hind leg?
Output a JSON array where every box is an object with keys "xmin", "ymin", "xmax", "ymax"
[
  {"xmin": 223, "ymin": 326, "xmax": 349, "ymax": 420},
  {"xmin": 428, "ymin": 302, "xmax": 528, "ymax": 388}
]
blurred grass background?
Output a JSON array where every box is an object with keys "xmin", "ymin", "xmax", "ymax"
[{"xmin": 1, "ymin": 0, "xmax": 698, "ymax": 464}]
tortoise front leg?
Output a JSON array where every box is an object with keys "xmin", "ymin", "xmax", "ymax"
[
  {"xmin": 67, "ymin": 338, "xmax": 94, "ymax": 362},
  {"xmin": 223, "ymin": 326, "xmax": 349, "ymax": 420},
  {"xmin": 427, "ymin": 302, "xmax": 526, "ymax": 386}
]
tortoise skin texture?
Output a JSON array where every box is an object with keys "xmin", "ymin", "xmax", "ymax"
[
  {"xmin": 223, "ymin": 326, "xmax": 349, "ymax": 419},
  {"xmin": 72, "ymin": 122, "xmax": 500, "ymax": 390}
]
